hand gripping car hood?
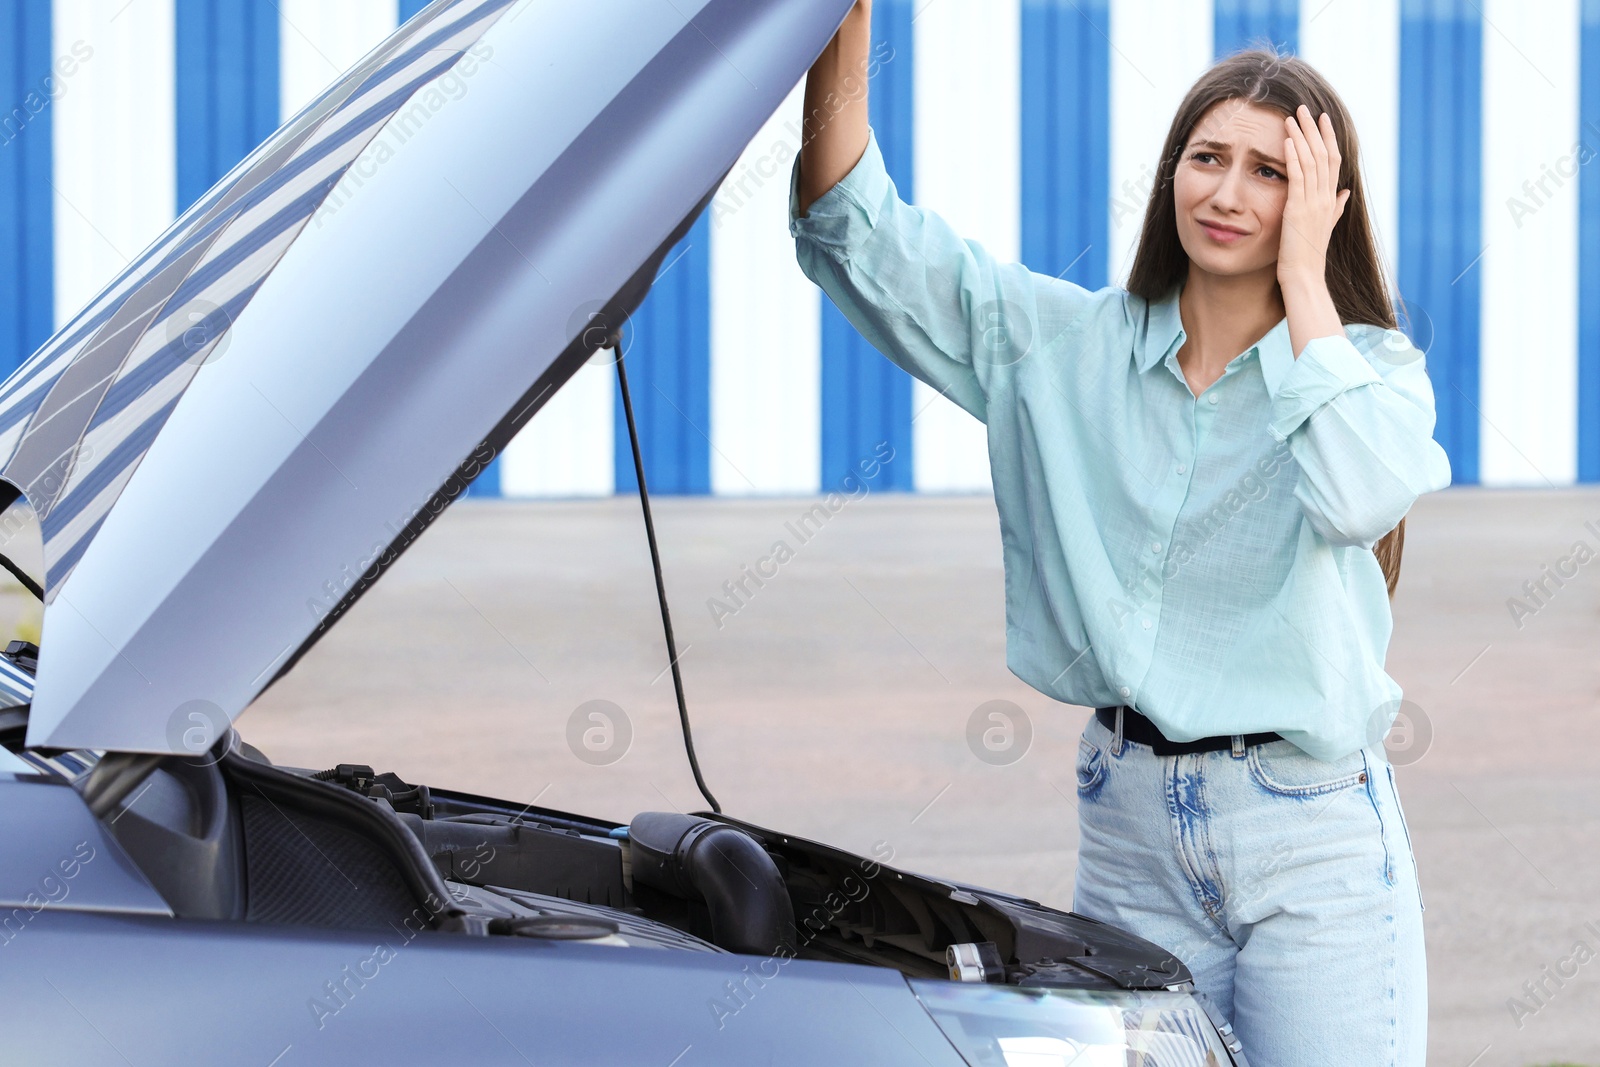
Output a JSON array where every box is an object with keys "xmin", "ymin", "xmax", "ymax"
[{"xmin": 14, "ymin": 0, "xmax": 856, "ymax": 753}]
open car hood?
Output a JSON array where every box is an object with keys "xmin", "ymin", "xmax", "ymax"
[{"xmin": 12, "ymin": 0, "xmax": 854, "ymax": 753}]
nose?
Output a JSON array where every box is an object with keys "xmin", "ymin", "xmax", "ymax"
[{"xmin": 1209, "ymin": 162, "xmax": 1249, "ymax": 213}]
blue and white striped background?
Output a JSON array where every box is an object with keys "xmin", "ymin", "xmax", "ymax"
[{"xmin": 2, "ymin": 0, "xmax": 1597, "ymax": 497}]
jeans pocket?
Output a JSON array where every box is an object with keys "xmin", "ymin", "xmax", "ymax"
[
  {"xmin": 1246, "ymin": 739, "xmax": 1369, "ymax": 797},
  {"xmin": 1076, "ymin": 735, "xmax": 1107, "ymax": 800},
  {"xmin": 1385, "ymin": 762, "xmax": 1426, "ymax": 912}
]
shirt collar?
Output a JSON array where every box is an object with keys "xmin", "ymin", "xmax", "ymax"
[{"xmin": 1138, "ymin": 282, "xmax": 1296, "ymax": 395}]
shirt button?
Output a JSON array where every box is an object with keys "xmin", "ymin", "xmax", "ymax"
[
  {"xmin": 1151, "ymin": 542, "xmax": 1162, "ymax": 553},
  {"xmin": 1176, "ymin": 464, "xmax": 1187, "ymax": 475},
  {"xmin": 1118, "ymin": 686, "xmax": 1131, "ymax": 698},
  {"xmin": 1207, "ymin": 393, "xmax": 1220, "ymax": 405},
  {"xmin": 1140, "ymin": 618, "xmax": 1151, "ymax": 630}
]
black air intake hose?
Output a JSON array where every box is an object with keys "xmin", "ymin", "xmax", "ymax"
[{"xmin": 627, "ymin": 813, "xmax": 795, "ymax": 956}]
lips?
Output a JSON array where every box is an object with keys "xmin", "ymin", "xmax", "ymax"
[{"xmin": 1199, "ymin": 220, "xmax": 1248, "ymax": 242}]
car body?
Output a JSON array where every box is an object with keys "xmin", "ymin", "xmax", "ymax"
[{"xmin": 0, "ymin": 1, "xmax": 1246, "ymax": 1062}]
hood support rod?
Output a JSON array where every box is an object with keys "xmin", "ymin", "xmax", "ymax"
[{"xmin": 611, "ymin": 329, "xmax": 721, "ymax": 814}]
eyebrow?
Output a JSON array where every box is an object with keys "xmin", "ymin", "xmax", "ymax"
[{"xmin": 1189, "ymin": 139, "xmax": 1286, "ymax": 169}]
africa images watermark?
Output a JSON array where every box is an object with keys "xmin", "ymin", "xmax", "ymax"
[
  {"xmin": 706, "ymin": 838, "xmax": 897, "ymax": 1031},
  {"xmin": 1504, "ymin": 516, "xmax": 1600, "ymax": 630},
  {"xmin": 710, "ymin": 39, "xmax": 896, "ymax": 228},
  {"xmin": 1506, "ymin": 918, "xmax": 1600, "ymax": 1030},
  {"xmin": 1107, "ymin": 436, "xmax": 1295, "ymax": 629},
  {"xmin": 705, "ymin": 441, "xmax": 896, "ymax": 630},
  {"xmin": 312, "ymin": 40, "xmax": 494, "ymax": 227},
  {"xmin": 1505, "ymin": 120, "xmax": 1600, "ymax": 230},
  {"xmin": 0, "ymin": 841, "xmax": 97, "ymax": 947},
  {"xmin": 1, "ymin": 41, "xmax": 94, "ymax": 149},
  {"xmin": 306, "ymin": 439, "xmax": 500, "ymax": 621},
  {"xmin": 307, "ymin": 865, "xmax": 491, "ymax": 1032}
]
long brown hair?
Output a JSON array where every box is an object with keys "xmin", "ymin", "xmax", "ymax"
[{"xmin": 1124, "ymin": 45, "xmax": 1410, "ymax": 598}]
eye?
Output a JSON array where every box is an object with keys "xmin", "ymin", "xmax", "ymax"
[
  {"xmin": 1257, "ymin": 165, "xmax": 1284, "ymax": 180},
  {"xmin": 1189, "ymin": 151, "xmax": 1217, "ymax": 164}
]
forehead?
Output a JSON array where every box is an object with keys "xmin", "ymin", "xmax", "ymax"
[{"xmin": 1186, "ymin": 98, "xmax": 1287, "ymax": 150}]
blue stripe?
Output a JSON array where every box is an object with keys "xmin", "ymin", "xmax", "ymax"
[
  {"xmin": 400, "ymin": 0, "xmax": 436, "ymax": 22},
  {"xmin": 1021, "ymin": 0, "xmax": 1110, "ymax": 287},
  {"xmin": 0, "ymin": 0, "xmax": 53, "ymax": 380},
  {"xmin": 820, "ymin": 0, "xmax": 915, "ymax": 493},
  {"xmin": 612, "ymin": 212, "xmax": 712, "ymax": 496},
  {"xmin": 43, "ymin": 391, "xmax": 185, "ymax": 589},
  {"xmin": 1580, "ymin": 0, "xmax": 1600, "ymax": 481},
  {"xmin": 1399, "ymin": 0, "xmax": 1482, "ymax": 484},
  {"xmin": 1213, "ymin": 0, "xmax": 1299, "ymax": 57},
  {"xmin": 176, "ymin": 0, "xmax": 281, "ymax": 212},
  {"xmin": 346, "ymin": 0, "xmax": 513, "ymax": 115}
]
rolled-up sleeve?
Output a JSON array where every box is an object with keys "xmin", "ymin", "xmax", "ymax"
[
  {"xmin": 790, "ymin": 128, "xmax": 1092, "ymax": 424},
  {"xmin": 1264, "ymin": 328, "xmax": 1452, "ymax": 548}
]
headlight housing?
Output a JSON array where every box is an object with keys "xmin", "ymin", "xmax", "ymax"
[{"xmin": 910, "ymin": 979, "xmax": 1239, "ymax": 1066}]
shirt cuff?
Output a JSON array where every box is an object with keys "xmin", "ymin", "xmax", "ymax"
[
  {"xmin": 788, "ymin": 128, "xmax": 893, "ymax": 262},
  {"xmin": 1265, "ymin": 332, "xmax": 1385, "ymax": 441}
]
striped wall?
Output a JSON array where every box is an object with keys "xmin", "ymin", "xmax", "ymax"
[
  {"xmin": 0, "ymin": 0, "xmax": 52, "ymax": 381},
  {"xmin": 1, "ymin": 0, "xmax": 1597, "ymax": 495},
  {"xmin": 1398, "ymin": 1, "xmax": 1480, "ymax": 482},
  {"xmin": 818, "ymin": 0, "xmax": 917, "ymax": 494},
  {"xmin": 175, "ymin": 0, "xmax": 278, "ymax": 211},
  {"xmin": 1583, "ymin": 0, "xmax": 1600, "ymax": 481}
]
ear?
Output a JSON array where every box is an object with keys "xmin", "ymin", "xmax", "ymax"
[{"xmin": 1336, "ymin": 188, "xmax": 1351, "ymax": 220}]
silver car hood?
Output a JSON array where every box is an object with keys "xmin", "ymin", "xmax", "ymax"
[{"xmin": 12, "ymin": 0, "xmax": 853, "ymax": 753}]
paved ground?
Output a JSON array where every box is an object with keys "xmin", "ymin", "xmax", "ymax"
[{"xmin": 242, "ymin": 485, "xmax": 1600, "ymax": 1067}]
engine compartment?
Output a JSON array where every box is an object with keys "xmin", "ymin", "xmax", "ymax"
[
  {"xmin": 303, "ymin": 761, "xmax": 1192, "ymax": 992},
  {"xmin": 7, "ymin": 723, "xmax": 1193, "ymax": 996}
]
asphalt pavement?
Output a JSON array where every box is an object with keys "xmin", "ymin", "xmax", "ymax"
[{"xmin": 243, "ymin": 485, "xmax": 1600, "ymax": 1067}]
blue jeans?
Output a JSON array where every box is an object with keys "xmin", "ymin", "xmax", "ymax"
[{"xmin": 1072, "ymin": 709, "xmax": 1427, "ymax": 1066}]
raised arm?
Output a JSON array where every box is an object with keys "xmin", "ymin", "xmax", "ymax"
[
  {"xmin": 797, "ymin": 0, "xmax": 873, "ymax": 218},
  {"xmin": 790, "ymin": 1, "xmax": 1098, "ymax": 422}
]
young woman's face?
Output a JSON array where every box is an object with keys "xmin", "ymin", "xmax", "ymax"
[{"xmin": 1172, "ymin": 97, "xmax": 1291, "ymax": 278}]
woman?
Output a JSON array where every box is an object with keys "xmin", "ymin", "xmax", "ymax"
[{"xmin": 790, "ymin": 3, "xmax": 1451, "ymax": 1064}]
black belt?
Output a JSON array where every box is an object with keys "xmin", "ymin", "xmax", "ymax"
[{"xmin": 1095, "ymin": 705, "xmax": 1284, "ymax": 756}]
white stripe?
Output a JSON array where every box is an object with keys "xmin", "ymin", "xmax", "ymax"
[
  {"xmin": 1299, "ymin": 0, "xmax": 1401, "ymax": 303},
  {"xmin": 279, "ymin": 0, "xmax": 401, "ymax": 121},
  {"xmin": 51, "ymin": 0, "xmax": 177, "ymax": 327},
  {"xmin": 708, "ymin": 80, "xmax": 820, "ymax": 495},
  {"xmin": 1480, "ymin": 0, "xmax": 1579, "ymax": 485},
  {"xmin": 500, "ymin": 355, "xmax": 615, "ymax": 497},
  {"xmin": 911, "ymin": 0, "xmax": 1018, "ymax": 493},
  {"xmin": 1109, "ymin": 0, "xmax": 1214, "ymax": 288}
]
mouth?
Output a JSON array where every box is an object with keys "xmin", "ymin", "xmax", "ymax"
[{"xmin": 1198, "ymin": 220, "xmax": 1249, "ymax": 244}]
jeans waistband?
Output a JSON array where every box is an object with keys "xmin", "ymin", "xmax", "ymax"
[{"xmin": 1095, "ymin": 705, "xmax": 1285, "ymax": 756}]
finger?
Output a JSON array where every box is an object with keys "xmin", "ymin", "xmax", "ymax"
[
  {"xmin": 1283, "ymin": 133, "xmax": 1300, "ymax": 201},
  {"xmin": 1297, "ymin": 105, "xmax": 1329, "ymax": 197},
  {"xmin": 1317, "ymin": 111, "xmax": 1341, "ymax": 200},
  {"xmin": 1284, "ymin": 116, "xmax": 1310, "ymax": 202},
  {"xmin": 1286, "ymin": 109, "xmax": 1315, "ymax": 184},
  {"xmin": 1292, "ymin": 106, "xmax": 1331, "ymax": 202},
  {"xmin": 1319, "ymin": 111, "xmax": 1341, "ymax": 166}
]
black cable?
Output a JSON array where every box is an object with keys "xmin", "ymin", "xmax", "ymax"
[{"xmin": 611, "ymin": 328, "xmax": 721, "ymax": 814}]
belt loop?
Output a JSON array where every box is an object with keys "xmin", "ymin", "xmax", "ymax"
[
  {"xmin": 1231, "ymin": 733, "xmax": 1245, "ymax": 758},
  {"xmin": 1113, "ymin": 706, "xmax": 1125, "ymax": 756}
]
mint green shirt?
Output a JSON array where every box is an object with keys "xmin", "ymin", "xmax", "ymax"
[{"xmin": 789, "ymin": 129, "xmax": 1453, "ymax": 762}]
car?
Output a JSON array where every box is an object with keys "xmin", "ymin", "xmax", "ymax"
[{"xmin": 0, "ymin": 0, "xmax": 1247, "ymax": 1063}]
